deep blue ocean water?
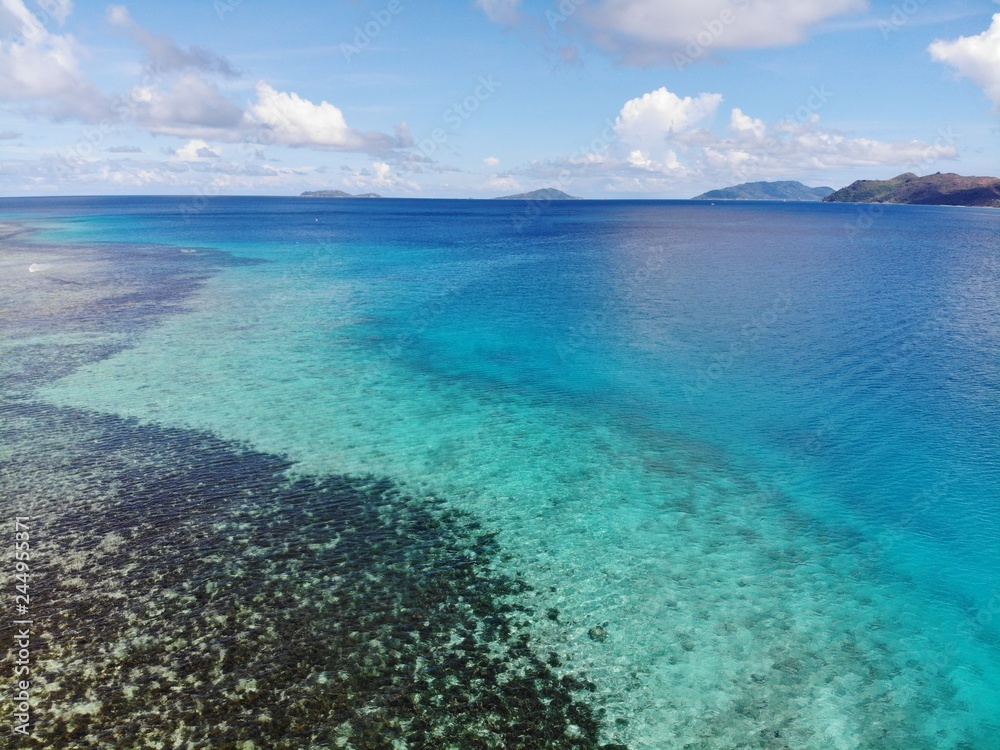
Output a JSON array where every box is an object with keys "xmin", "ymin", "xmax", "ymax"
[{"xmin": 2, "ymin": 196, "xmax": 998, "ymax": 748}]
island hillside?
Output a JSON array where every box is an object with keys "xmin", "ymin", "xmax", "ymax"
[
  {"xmin": 692, "ymin": 181, "xmax": 834, "ymax": 201},
  {"xmin": 301, "ymin": 190, "xmax": 382, "ymax": 198},
  {"xmin": 493, "ymin": 188, "xmax": 582, "ymax": 201},
  {"xmin": 823, "ymin": 172, "xmax": 1000, "ymax": 208}
]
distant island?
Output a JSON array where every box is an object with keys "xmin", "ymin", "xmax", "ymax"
[
  {"xmin": 493, "ymin": 188, "xmax": 582, "ymax": 201},
  {"xmin": 824, "ymin": 172, "xmax": 1000, "ymax": 208},
  {"xmin": 692, "ymin": 181, "xmax": 834, "ymax": 201},
  {"xmin": 301, "ymin": 190, "xmax": 382, "ymax": 198}
]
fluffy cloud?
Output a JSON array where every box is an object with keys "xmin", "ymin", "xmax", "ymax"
[
  {"xmin": 0, "ymin": 3, "xmax": 399, "ymax": 156},
  {"xmin": 617, "ymin": 86, "xmax": 957, "ymax": 178},
  {"xmin": 695, "ymin": 110, "xmax": 955, "ymax": 180},
  {"xmin": 108, "ymin": 5, "xmax": 238, "ymax": 78},
  {"xmin": 104, "ymin": 7, "xmax": 393, "ymax": 151},
  {"xmin": 0, "ymin": 0, "xmax": 111, "ymax": 120},
  {"xmin": 611, "ymin": 88, "xmax": 722, "ymax": 174},
  {"xmin": 173, "ymin": 139, "xmax": 220, "ymax": 160},
  {"xmin": 123, "ymin": 78, "xmax": 398, "ymax": 154},
  {"xmin": 483, "ymin": 156, "xmax": 501, "ymax": 167},
  {"xmin": 130, "ymin": 73, "xmax": 246, "ymax": 138},
  {"xmin": 615, "ymin": 88, "xmax": 723, "ymax": 147},
  {"xmin": 929, "ymin": 13, "xmax": 1000, "ymax": 107},
  {"xmin": 247, "ymin": 82, "xmax": 396, "ymax": 154}
]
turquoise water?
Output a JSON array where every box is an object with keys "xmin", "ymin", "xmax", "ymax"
[{"xmin": 2, "ymin": 197, "xmax": 999, "ymax": 748}]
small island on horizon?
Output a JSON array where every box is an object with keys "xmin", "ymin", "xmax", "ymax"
[
  {"xmin": 301, "ymin": 190, "xmax": 382, "ymax": 199},
  {"xmin": 493, "ymin": 188, "xmax": 582, "ymax": 201},
  {"xmin": 692, "ymin": 181, "xmax": 834, "ymax": 201}
]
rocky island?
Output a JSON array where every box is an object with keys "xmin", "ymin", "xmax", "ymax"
[{"xmin": 823, "ymin": 172, "xmax": 1000, "ymax": 208}]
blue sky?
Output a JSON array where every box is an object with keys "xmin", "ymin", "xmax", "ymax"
[{"xmin": 1, "ymin": 0, "xmax": 999, "ymax": 197}]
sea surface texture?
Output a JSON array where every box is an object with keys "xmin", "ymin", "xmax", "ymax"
[{"xmin": 1, "ymin": 196, "xmax": 998, "ymax": 749}]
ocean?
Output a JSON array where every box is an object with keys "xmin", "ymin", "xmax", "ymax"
[{"xmin": 1, "ymin": 196, "xmax": 998, "ymax": 748}]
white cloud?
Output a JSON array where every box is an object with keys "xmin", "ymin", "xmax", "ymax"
[
  {"xmin": 248, "ymin": 82, "xmax": 348, "ymax": 146},
  {"xmin": 483, "ymin": 156, "xmax": 501, "ymax": 167},
  {"xmin": 730, "ymin": 108, "xmax": 767, "ymax": 140},
  {"xmin": 130, "ymin": 73, "xmax": 245, "ymax": 138},
  {"xmin": 0, "ymin": 3, "xmax": 400, "ymax": 156},
  {"xmin": 0, "ymin": 0, "xmax": 111, "ymax": 120},
  {"xmin": 173, "ymin": 139, "xmax": 220, "ymax": 160},
  {"xmin": 929, "ymin": 13, "xmax": 1000, "ymax": 107},
  {"xmin": 108, "ymin": 5, "xmax": 238, "ymax": 78},
  {"xmin": 124, "ymin": 78, "xmax": 398, "ymax": 154},
  {"xmin": 247, "ymin": 81, "xmax": 394, "ymax": 153},
  {"xmin": 615, "ymin": 88, "xmax": 723, "ymax": 152},
  {"xmin": 394, "ymin": 121, "xmax": 414, "ymax": 148},
  {"xmin": 247, "ymin": 82, "xmax": 395, "ymax": 154},
  {"xmin": 475, "ymin": 0, "xmax": 522, "ymax": 25}
]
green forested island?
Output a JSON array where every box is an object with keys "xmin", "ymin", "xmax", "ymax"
[
  {"xmin": 493, "ymin": 188, "xmax": 582, "ymax": 200},
  {"xmin": 692, "ymin": 181, "xmax": 834, "ymax": 201},
  {"xmin": 823, "ymin": 172, "xmax": 1000, "ymax": 208},
  {"xmin": 301, "ymin": 190, "xmax": 382, "ymax": 198}
]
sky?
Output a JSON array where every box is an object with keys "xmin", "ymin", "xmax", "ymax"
[{"xmin": 1, "ymin": 0, "xmax": 999, "ymax": 198}]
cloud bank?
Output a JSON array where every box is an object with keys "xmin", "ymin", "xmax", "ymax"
[
  {"xmin": 505, "ymin": 85, "xmax": 957, "ymax": 195},
  {"xmin": 0, "ymin": 0, "xmax": 112, "ymax": 120},
  {"xmin": 0, "ymin": 1, "xmax": 401, "ymax": 155}
]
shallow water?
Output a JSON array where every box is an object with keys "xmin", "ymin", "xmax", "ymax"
[{"xmin": 2, "ymin": 196, "xmax": 998, "ymax": 748}]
